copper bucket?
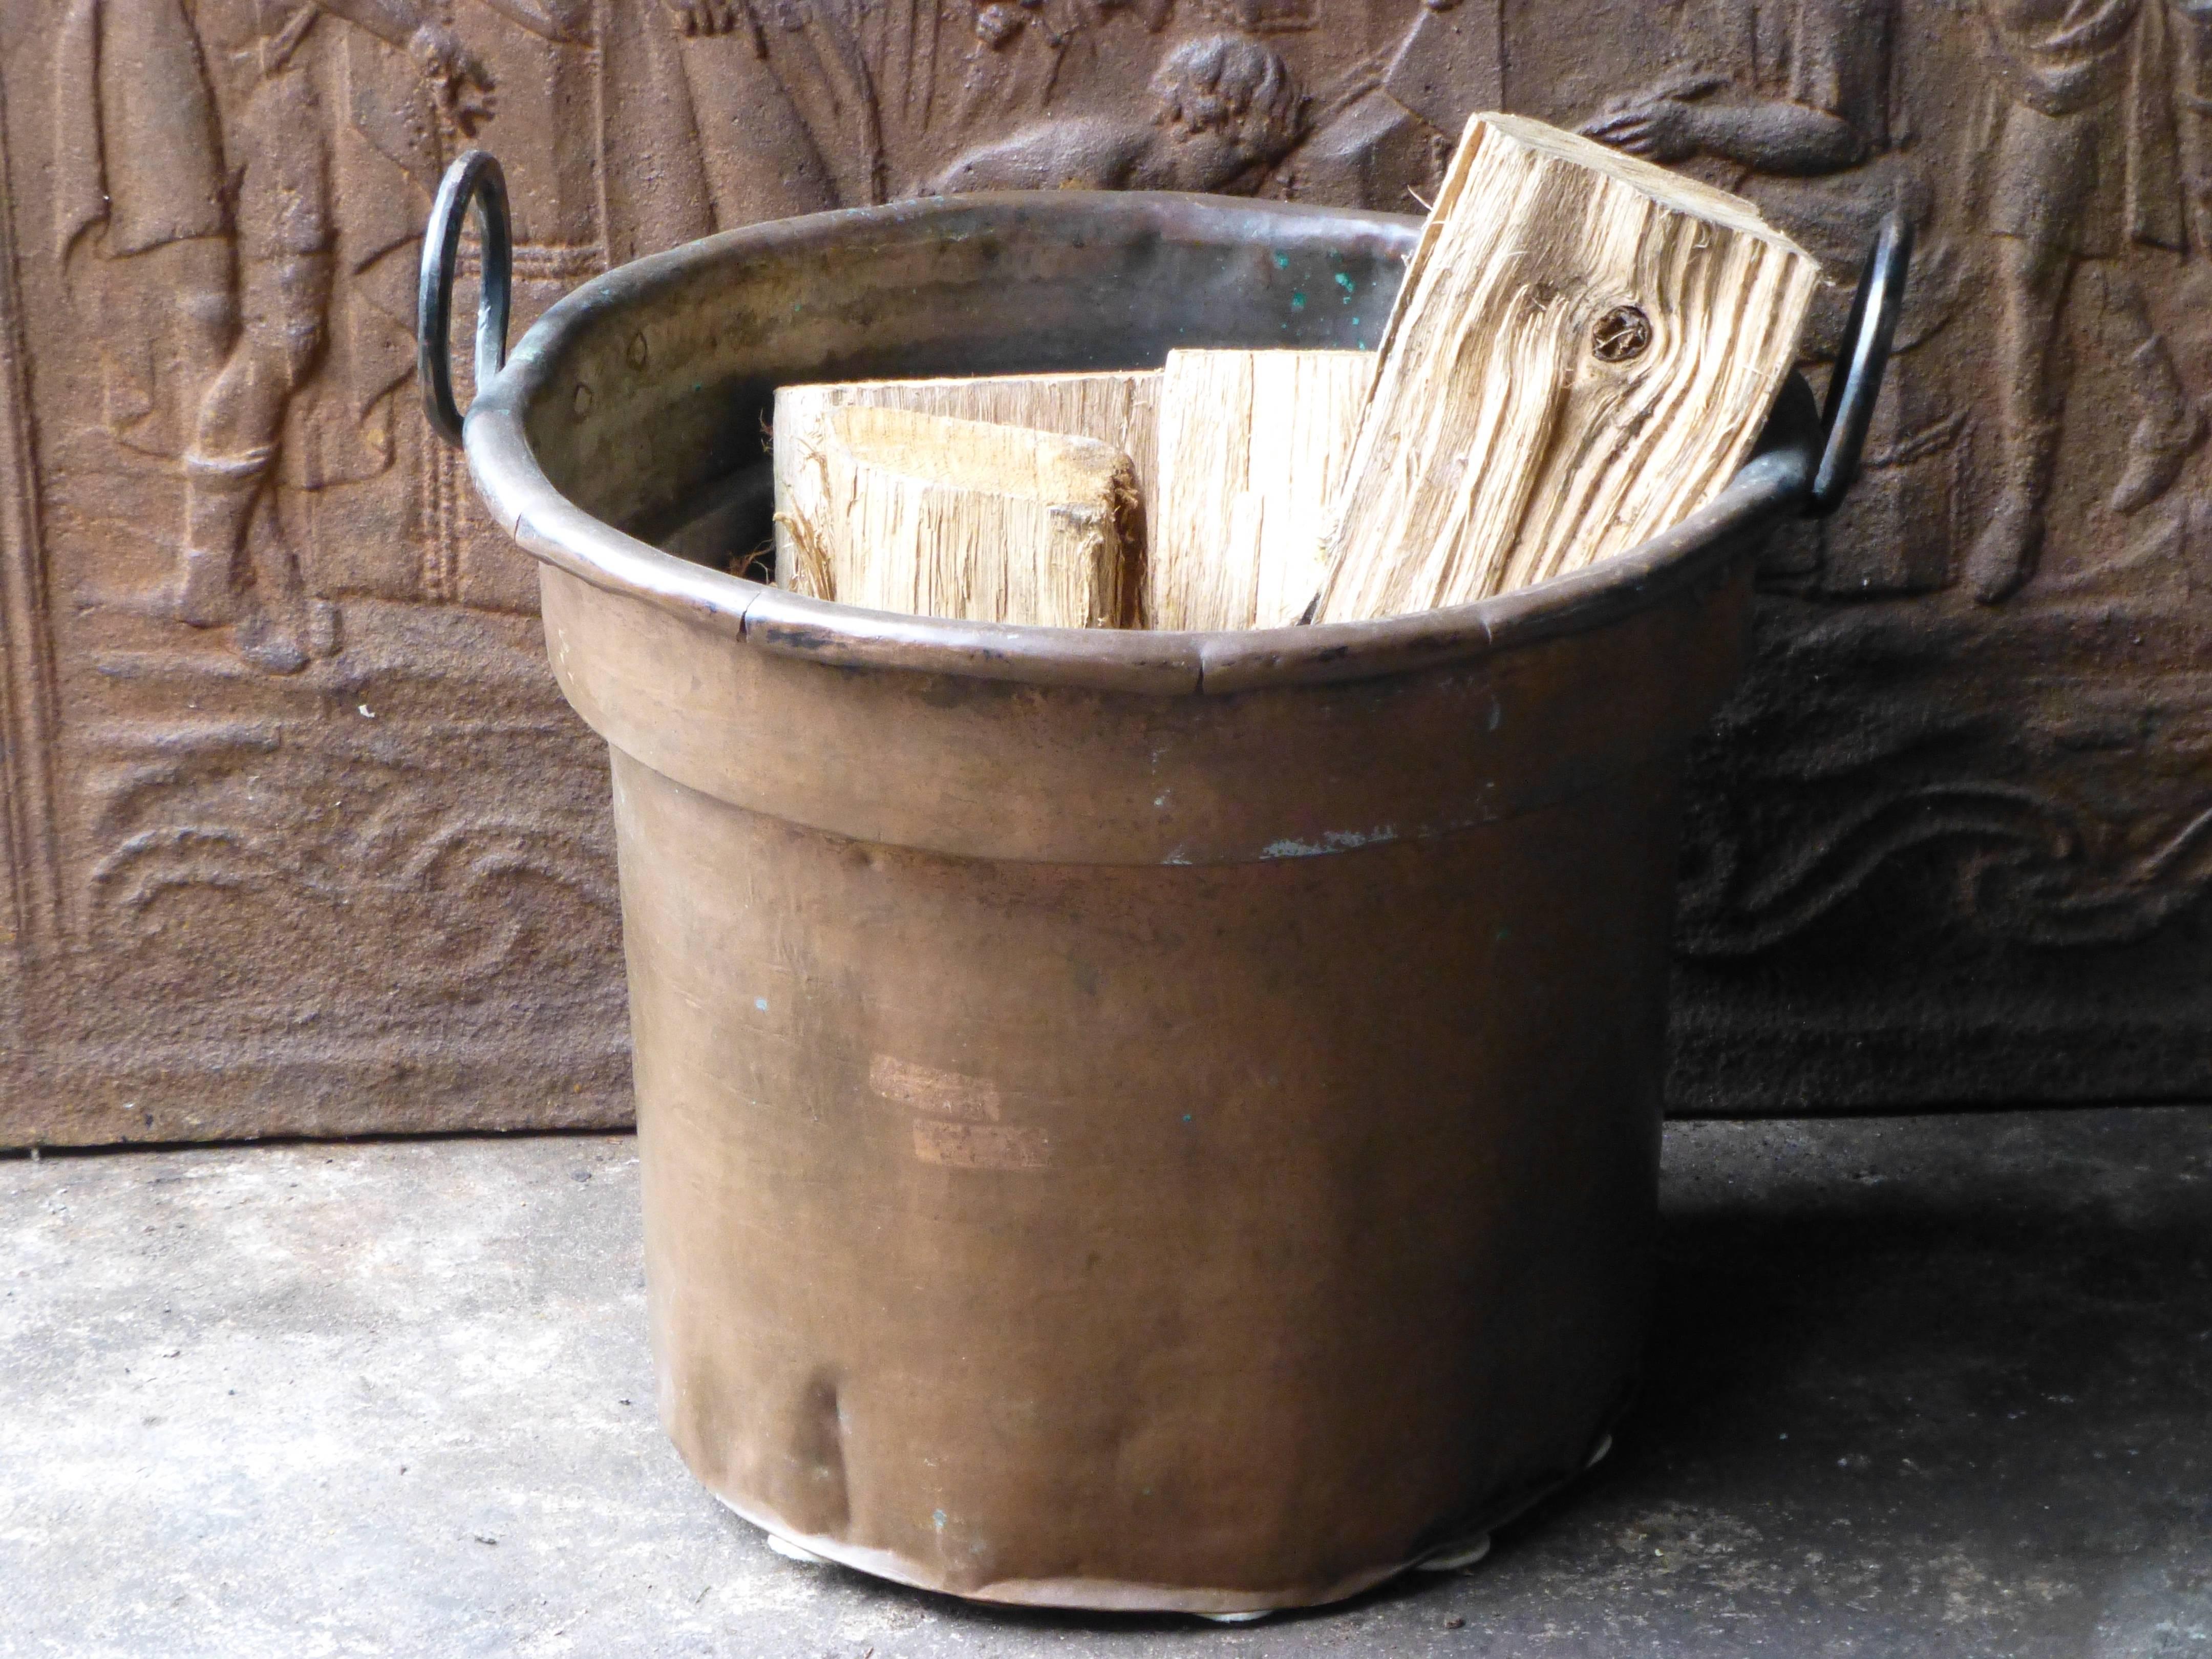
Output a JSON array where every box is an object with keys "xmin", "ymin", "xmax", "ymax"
[{"xmin": 424, "ymin": 162, "xmax": 1903, "ymax": 1617}]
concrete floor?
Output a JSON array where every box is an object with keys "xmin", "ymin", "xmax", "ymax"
[{"xmin": 2, "ymin": 1109, "xmax": 2206, "ymax": 1659}]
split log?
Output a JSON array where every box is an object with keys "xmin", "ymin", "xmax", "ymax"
[
  {"xmin": 778, "ymin": 406, "xmax": 1140, "ymax": 628},
  {"xmin": 1147, "ymin": 349, "xmax": 1373, "ymax": 632},
  {"xmin": 1313, "ymin": 112, "xmax": 1822, "ymax": 624},
  {"xmin": 775, "ymin": 370, "xmax": 1158, "ymax": 588}
]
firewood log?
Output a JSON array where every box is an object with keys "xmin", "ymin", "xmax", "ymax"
[
  {"xmin": 1314, "ymin": 112, "xmax": 1822, "ymax": 624},
  {"xmin": 1147, "ymin": 349, "xmax": 1373, "ymax": 631},
  {"xmin": 774, "ymin": 371, "xmax": 1157, "ymax": 591},
  {"xmin": 778, "ymin": 405, "xmax": 1139, "ymax": 629}
]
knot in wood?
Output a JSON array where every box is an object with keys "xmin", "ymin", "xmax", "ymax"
[{"xmin": 1591, "ymin": 305, "xmax": 1652, "ymax": 364}]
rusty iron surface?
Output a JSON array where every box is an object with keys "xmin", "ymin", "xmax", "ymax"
[{"xmin": 1, "ymin": 2, "xmax": 2207, "ymax": 1142}]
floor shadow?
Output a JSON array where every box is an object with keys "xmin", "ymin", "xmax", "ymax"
[{"xmin": 1499, "ymin": 1121, "xmax": 2212, "ymax": 1590}]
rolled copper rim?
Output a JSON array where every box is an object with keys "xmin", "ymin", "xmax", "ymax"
[{"xmin": 467, "ymin": 192, "xmax": 1818, "ymax": 696}]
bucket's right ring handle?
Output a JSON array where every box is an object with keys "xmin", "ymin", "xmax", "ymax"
[
  {"xmin": 1805, "ymin": 211, "xmax": 1912, "ymax": 518},
  {"xmin": 417, "ymin": 150, "xmax": 513, "ymax": 448}
]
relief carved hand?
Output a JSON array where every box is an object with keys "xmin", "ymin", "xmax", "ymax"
[
  {"xmin": 412, "ymin": 23, "xmax": 498, "ymax": 136},
  {"xmin": 1582, "ymin": 95, "xmax": 1704, "ymax": 164},
  {"xmin": 666, "ymin": 0, "xmax": 745, "ymax": 37}
]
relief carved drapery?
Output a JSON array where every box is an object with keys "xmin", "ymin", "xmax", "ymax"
[
  {"xmin": 1, "ymin": 0, "xmax": 2209, "ymax": 1138},
  {"xmin": 53, "ymin": 0, "xmax": 498, "ymax": 670},
  {"xmin": 1, "ymin": 0, "xmax": 623, "ymax": 1140}
]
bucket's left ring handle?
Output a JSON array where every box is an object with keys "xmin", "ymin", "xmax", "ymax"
[
  {"xmin": 418, "ymin": 150, "xmax": 513, "ymax": 448},
  {"xmin": 1805, "ymin": 211, "xmax": 1912, "ymax": 519}
]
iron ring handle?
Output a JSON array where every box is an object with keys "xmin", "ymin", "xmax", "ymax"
[
  {"xmin": 1805, "ymin": 211, "xmax": 1913, "ymax": 519},
  {"xmin": 418, "ymin": 150, "xmax": 513, "ymax": 448}
]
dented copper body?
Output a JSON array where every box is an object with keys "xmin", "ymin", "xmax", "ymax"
[{"xmin": 460, "ymin": 193, "xmax": 1822, "ymax": 1613}]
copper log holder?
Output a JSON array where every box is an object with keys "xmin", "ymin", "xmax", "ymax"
[{"xmin": 424, "ymin": 166, "xmax": 1905, "ymax": 1616}]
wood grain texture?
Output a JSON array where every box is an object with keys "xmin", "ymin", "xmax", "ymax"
[
  {"xmin": 774, "ymin": 371, "xmax": 1159, "ymax": 586},
  {"xmin": 1148, "ymin": 349, "xmax": 1373, "ymax": 631},
  {"xmin": 781, "ymin": 406, "xmax": 1139, "ymax": 627},
  {"xmin": 1314, "ymin": 112, "xmax": 1821, "ymax": 624}
]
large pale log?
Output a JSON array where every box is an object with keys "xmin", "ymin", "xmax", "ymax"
[
  {"xmin": 780, "ymin": 406, "xmax": 1139, "ymax": 628},
  {"xmin": 1147, "ymin": 349, "xmax": 1373, "ymax": 632},
  {"xmin": 774, "ymin": 371, "xmax": 1158, "ymax": 587},
  {"xmin": 1314, "ymin": 112, "xmax": 1822, "ymax": 624}
]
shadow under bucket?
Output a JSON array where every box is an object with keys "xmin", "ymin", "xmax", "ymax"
[{"xmin": 432, "ymin": 180, "xmax": 1894, "ymax": 1616}]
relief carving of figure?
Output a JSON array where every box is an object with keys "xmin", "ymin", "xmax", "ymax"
[
  {"xmin": 927, "ymin": 33, "xmax": 1307, "ymax": 193},
  {"xmin": 55, "ymin": 0, "xmax": 495, "ymax": 672},
  {"xmin": 1582, "ymin": 0, "xmax": 1888, "ymax": 198},
  {"xmin": 625, "ymin": 4, "xmax": 1375, "ymax": 247},
  {"xmin": 1960, "ymin": 0, "xmax": 2212, "ymax": 602}
]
